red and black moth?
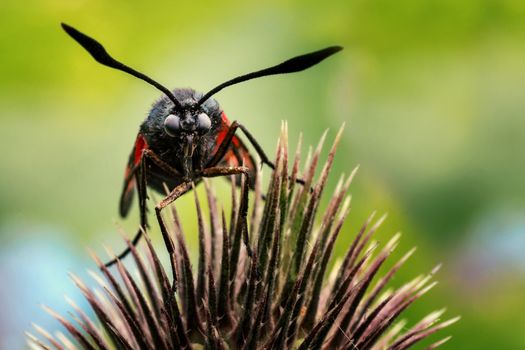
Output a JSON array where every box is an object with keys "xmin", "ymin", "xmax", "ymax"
[{"xmin": 61, "ymin": 23, "xmax": 342, "ymax": 267}]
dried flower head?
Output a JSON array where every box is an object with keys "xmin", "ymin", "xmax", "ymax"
[{"xmin": 28, "ymin": 124, "xmax": 458, "ymax": 349}]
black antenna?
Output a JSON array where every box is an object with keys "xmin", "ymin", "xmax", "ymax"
[
  {"xmin": 197, "ymin": 45, "xmax": 343, "ymax": 106},
  {"xmin": 61, "ymin": 23, "xmax": 183, "ymax": 109}
]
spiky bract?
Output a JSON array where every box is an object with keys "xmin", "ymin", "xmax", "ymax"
[{"xmin": 28, "ymin": 125, "xmax": 457, "ymax": 350}]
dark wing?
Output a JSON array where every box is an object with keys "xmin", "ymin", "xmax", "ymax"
[{"xmin": 119, "ymin": 133, "xmax": 148, "ymax": 217}]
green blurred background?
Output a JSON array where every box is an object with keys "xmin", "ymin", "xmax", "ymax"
[{"xmin": 1, "ymin": 0, "xmax": 525, "ymax": 349}]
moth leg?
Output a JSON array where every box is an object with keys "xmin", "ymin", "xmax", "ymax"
[
  {"xmin": 207, "ymin": 121, "xmax": 306, "ymax": 186},
  {"xmin": 154, "ymin": 182, "xmax": 193, "ymax": 258},
  {"xmin": 142, "ymin": 149, "xmax": 183, "ymax": 177},
  {"xmin": 106, "ymin": 149, "xmax": 183, "ymax": 267},
  {"xmin": 202, "ymin": 165, "xmax": 253, "ymax": 257}
]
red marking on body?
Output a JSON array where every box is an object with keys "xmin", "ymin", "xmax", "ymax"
[
  {"xmin": 224, "ymin": 150, "xmax": 239, "ymax": 166},
  {"xmin": 215, "ymin": 112, "xmax": 231, "ymax": 148},
  {"xmin": 125, "ymin": 176, "xmax": 135, "ymax": 192},
  {"xmin": 133, "ymin": 134, "xmax": 148, "ymax": 165},
  {"xmin": 213, "ymin": 112, "xmax": 255, "ymax": 171}
]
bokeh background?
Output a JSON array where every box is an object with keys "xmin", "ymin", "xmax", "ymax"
[{"xmin": 1, "ymin": 1, "xmax": 525, "ymax": 349}]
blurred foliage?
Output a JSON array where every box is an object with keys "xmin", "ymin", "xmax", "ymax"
[{"xmin": 0, "ymin": 0, "xmax": 524, "ymax": 348}]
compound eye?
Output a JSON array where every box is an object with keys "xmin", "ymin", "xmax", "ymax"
[
  {"xmin": 164, "ymin": 114, "xmax": 181, "ymax": 137},
  {"xmin": 197, "ymin": 113, "xmax": 211, "ymax": 133}
]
